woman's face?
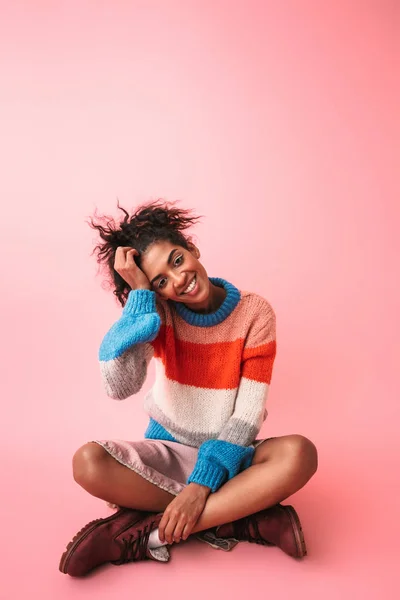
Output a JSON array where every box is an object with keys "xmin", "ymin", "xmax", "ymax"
[{"xmin": 140, "ymin": 240, "xmax": 211, "ymax": 308}]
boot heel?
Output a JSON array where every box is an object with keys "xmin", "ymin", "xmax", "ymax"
[{"xmin": 284, "ymin": 505, "xmax": 307, "ymax": 558}]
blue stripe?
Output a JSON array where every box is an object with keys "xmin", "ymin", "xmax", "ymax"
[
  {"xmin": 99, "ymin": 290, "xmax": 160, "ymax": 361},
  {"xmin": 144, "ymin": 418, "xmax": 178, "ymax": 443}
]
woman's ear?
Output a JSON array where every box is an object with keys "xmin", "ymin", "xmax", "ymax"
[{"xmin": 187, "ymin": 243, "xmax": 200, "ymax": 259}]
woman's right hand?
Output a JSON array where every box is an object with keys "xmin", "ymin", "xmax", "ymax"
[{"xmin": 114, "ymin": 247, "xmax": 152, "ymax": 291}]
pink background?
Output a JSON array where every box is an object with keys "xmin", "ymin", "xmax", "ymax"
[{"xmin": 1, "ymin": 1, "xmax": 398, "ymax": 598}]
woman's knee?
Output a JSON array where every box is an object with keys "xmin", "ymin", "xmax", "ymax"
[
  {"xmin": 72, "ymin": 442, "xmax": 110, "ymax": 489},
  {"xmin": 283, "ymin": 434, "xmax": 318, "ymax": 477}
]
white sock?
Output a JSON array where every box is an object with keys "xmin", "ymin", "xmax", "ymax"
[{"xmin": 148, "ymin": 528, "xmax": 169, "ymax": 549}]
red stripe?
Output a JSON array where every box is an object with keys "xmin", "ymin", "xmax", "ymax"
[
  {"xmin": 151, "ymin": 325, "xmax": 243, "ymax": 389},
  {"xmin": 241, "ymin": 341, "xmax": 276, "ymax": 384},
  {"xmin": 151, "ymin": 326, "xmax": 276, "ymax": 388}
]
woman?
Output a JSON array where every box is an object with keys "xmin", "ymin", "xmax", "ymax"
[{"xmin": 59, "ymin": 200, "xmax": 318, "ymax": 577}]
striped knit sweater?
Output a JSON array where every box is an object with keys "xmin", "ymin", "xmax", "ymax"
[{"xmin": 99, "ymin": 277, "xmax": 276, "ymax": 492}]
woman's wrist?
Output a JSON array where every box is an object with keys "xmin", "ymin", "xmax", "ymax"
[{"xmin": 188, "ymin": 482, "xmax": 211, "ymax": 497}]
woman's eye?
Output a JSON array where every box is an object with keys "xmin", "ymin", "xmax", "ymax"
[{"xmin": 157, "ymin": 256, "xmax": 183, "ymax": 289}]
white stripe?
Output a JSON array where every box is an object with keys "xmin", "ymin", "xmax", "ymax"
[
  {"xmin": 144, "ymin": 360, "xmax": 238, "ymax": 434},
  {"xmin": 144, "ymin": 363, "xmax": 269, "ymax": 435},
  {"xmin": 233, "ymin": 377, "xmax": 269, "ymax": 427}
]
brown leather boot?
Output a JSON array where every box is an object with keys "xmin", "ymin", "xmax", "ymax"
[
  {"xmin": 59, "ymin": 509, "xmax": 169, "ymax": 576},
  {"xmin": 215, "ymin": 504, "xmax": 307, "ymax": 558}
]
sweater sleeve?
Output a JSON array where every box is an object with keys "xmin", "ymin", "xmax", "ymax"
[
  {"xmin": 99, "ymin": 289, "xmax": 161, "ymax": 400},
  {"xmin": 188, "ymin": 302, "xmax": 277, "ymax": 492}
]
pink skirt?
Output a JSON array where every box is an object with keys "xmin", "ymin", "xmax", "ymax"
[{"xmin": 94, "ymin": 437, "xmax": 268, "ymax": 497}]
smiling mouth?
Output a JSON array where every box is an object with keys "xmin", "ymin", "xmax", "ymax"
[{"xmin": 182, "ymin": 275, "xmax": 197, "ymax": 295}]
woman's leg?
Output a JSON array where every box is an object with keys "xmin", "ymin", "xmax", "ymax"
[
  {"xmin": 73, "ymin": 442, "xmax": 175, "ymax": 511},
  {"xmin": 73, "ymin": 434, "xmax": 317, "ymax": 532},
  {"xmin": 191, "ymin": 434, "xmax": 318, "ymax": 534}
]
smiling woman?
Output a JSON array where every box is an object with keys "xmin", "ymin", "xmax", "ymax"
[
  {"xmin": 58, "ymin": 199, "xmax": 317, "ymax": 577},
  {"xmin": 88, "ymin": 201, "xmax": 203, "ymax": 306},
  {"xmin": 141, "ymin": 240, "xmax": 228, "ymax": 313}
]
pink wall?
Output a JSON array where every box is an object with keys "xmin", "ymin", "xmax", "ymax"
[{"xmin": 1, "ymin": 1, "xmax": 398, "ymax": 598}]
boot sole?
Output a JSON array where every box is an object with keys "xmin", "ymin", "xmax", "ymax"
[
  {"xmin": 59, "ymin": 509, "xmax": 128, "ymax": 574},
  {"xmin": 284, "ymin": 505, "xmax": 307, "ymax": 558}
]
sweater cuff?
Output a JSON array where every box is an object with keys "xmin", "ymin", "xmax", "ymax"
[
  {"xmin": 187, "ymin": 460, "xmax": 226, "ymax": 493},
  {"xmin": 123, "ymin": 289, "xmax": 156, "ymax": 315}
]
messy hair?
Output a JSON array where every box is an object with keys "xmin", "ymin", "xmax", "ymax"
[{"xmin": 88, "ymin": 199, "xmax": 202, "ymax": 306}]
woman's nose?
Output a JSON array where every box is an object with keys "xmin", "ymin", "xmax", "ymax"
[{"xmin": 172, "ymin": 272, "xmax": 185, "ymax": 290}]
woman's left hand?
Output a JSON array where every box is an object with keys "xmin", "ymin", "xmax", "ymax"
[{"xmin": 158, "ymin": 483, "xmax": 211, "ymax": 544}]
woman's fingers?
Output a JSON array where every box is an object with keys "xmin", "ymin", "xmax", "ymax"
[
  {"xmin": 172, "ymin": 517, "xmax": 187, "ymax": 543},
  {"xmin": 158, "ymin": 513, "xmax": 168, "ymax": 543},
  {"xmin": 181, "ymin": 522, "xmax": 194, "ymax": 541},
  {"xmin": 125, "ymin": 248, "xmax": 138, "ymax": 266},
  {"xmin": 166, "ymin": 515, "xmax": 196, "ymax": 544},
  {"xmin": 113, "ymin": 246, "xmax": 150, "ymax": 290},
  {"xmin": 163, "ymin": 516, "xmax": 178, "ymax": 545},
  {"xmin": 114, "ymin": 246, "xmax": 132, "ymax": 268}
]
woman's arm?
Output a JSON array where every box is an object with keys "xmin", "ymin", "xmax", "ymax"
[
  {"xmin": 99, "ymin": 289, "xmax": 161, "ymax": 400},
  {"xmin": 188, "ymin": 302, "xmax": 277, "ymax": 491}
]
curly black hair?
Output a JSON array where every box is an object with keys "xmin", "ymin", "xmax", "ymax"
[{"xmin": 88, "ymin": 199, "xmax": 203, "ymax": 306}]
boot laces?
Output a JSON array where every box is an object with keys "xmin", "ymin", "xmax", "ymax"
[
  {"xmin": 234, "ymin": 515, "xmax": 273, "ymax": 546},
  {"xmin": 113, "ymin": 522, "xmax": 154, "ymax": 565}
]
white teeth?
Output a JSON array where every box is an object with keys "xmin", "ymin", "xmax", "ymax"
[{"xmin": 183, "ymin": 276, "xmax": 196, "ymax": 294}]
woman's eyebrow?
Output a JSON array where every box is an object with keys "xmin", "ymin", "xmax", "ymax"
[{"xmin": 150, "ymin": 249, "xmax": 179, "ymax": 285}]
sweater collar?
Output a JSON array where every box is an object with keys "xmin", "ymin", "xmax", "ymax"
[{"xmin": 170, "ymin": 277, "xmax": 241, "ymax": 327}]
